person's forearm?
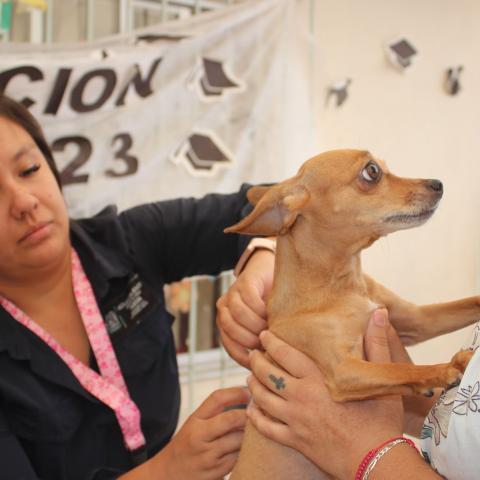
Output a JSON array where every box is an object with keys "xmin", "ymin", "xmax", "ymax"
[
  {"xmin": 367, "ymin": 442, "xmax": 442, "ymax": 480},
  {"xmin": 402, "ymin": 390, "xmax": 440, "ymax": 437}
]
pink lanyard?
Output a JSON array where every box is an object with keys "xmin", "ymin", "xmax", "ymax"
[{"xmin": 0, "ymin": 248, "xmax": 146, "ymax": 453}]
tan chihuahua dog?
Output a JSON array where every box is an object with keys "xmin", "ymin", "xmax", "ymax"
[{"xmin": 225, "ymin": 149, "xmax": 479, "ymax": 480}]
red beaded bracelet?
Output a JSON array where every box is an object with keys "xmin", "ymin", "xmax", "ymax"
[{"xmin": 355, "ymin": 436, "xmax": 419, "ymax": 480}]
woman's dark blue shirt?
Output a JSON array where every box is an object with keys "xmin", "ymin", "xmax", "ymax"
[{"xmin": 0, "ymin": 187, "xmax": 251, "ymax": 479}]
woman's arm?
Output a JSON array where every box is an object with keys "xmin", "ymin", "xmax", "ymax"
[
  {"xmin": 247, "ymin": 310, "xmax": 442, "ymax": 480},
  {"xmin": 403, "ymin": 392, "xmax": 440, "ymax": 437},
  {"xmin": 119, "ymin": 186, "xmax": 254, "ymax": 284},
  {"xmin": 355, "ymin": 440, "xmax": 440, "ymax": 480}
]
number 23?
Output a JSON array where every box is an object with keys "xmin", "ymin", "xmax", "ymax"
[{"xmin": 51, "ymin": 133, "xmax": 139, "ymax": 186}]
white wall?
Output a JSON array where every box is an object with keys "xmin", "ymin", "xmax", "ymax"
[{"xmin": 309, "ymin": 0, "xmax": 480, "ymax": 364}]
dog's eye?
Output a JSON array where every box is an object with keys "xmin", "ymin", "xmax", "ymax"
[{"xmin": 361, "ymin": 162, "xmax": 381, "ymax": 183}]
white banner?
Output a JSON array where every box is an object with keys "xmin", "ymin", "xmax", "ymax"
[{"xmin": 0, "ymin": 0, "xmax": 319, "ymax": 217}]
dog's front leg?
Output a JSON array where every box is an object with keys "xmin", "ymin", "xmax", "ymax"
[
  {"xmin": 411, "ymin": 297, "xmax": 480, "ymax": 342},
  {"xmin": 327, "ymin": 349, "xmax": 474, "ymax": 402},
  {"xmin": 363, "ymin": 274, "xmax": 480, "ymax": 345}
]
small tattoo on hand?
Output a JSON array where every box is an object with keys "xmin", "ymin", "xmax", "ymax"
[{"xmin": 269, "ymin": 374, "xmax": 286, "ymax": 390}]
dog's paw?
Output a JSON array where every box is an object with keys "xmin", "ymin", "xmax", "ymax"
[
  {"xmin": 448, "ymin": 377, "xmax": 462, "ymax": 389},
  {"xmin": 450, "ymin": 349, "xmax": 474, "ymax": 373},
  {"xmin": 440, "ymin": 350, "xmax": 474, "ymax": 389},
  {"xmin": 414, "ymin": 384, "xmax": 440, "ymax": 397},
  {"xmin": 442, "ymin": 365, "xmax": 463, "ymax": 389}
]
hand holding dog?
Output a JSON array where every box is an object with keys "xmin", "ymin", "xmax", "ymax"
[
  {"xmin": 216, "ymin": 249, "xmax": 274, "ymax": 368},
  {"xmin": 246, "ymin": 309, "xmax": 440, "ymax": 479}
]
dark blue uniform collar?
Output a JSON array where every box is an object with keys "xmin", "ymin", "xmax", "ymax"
[
  {"xmin": 70, "ymin": 205, "xmax": 132, "ymax": 298},
  {"xmin": 0, "ymin": 205, "xmax": 134, "ymax": 399}
]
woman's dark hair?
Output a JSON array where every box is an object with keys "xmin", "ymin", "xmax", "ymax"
[{"xmin": 0, "ymin": 95, "xmax": 62, "ymax": 189}]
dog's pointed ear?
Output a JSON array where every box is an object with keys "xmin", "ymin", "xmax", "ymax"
[
  {"xmin": 225, "ymin": 184, "xmax": 310, "ymax": 236},
  {"xmin": 247, "ymin": 185, "xmax": 271, "ymax": 206}
]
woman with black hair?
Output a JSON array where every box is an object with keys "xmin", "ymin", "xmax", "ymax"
[{"xmin": 0, "ymin": 95, "xmax": 274, "ymax": 480}]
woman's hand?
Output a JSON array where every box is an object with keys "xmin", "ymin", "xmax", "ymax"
[
  {"xmin": 246, "ymin": 309, "xmax": 405, "ymax": 480},
  {"xmin": 151, "ymin": 387, "xmax": 249, "ymax": 480},
  {"xmin": 216, "ymin": 249, "xmax": 274, "ymax": 368}
]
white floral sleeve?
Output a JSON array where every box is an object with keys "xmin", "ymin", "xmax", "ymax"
[{"xmin": 420, "ymin": 323, "xmax": 480, "ymax": 479}]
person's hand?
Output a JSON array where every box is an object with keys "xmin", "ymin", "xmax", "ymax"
[
  {"xmin": 157, "ymin": 387, "xmax": 249, "ymax": 480},
  {"xmin": 246, "ymin": 309, "xmax": 404, "ymax": 480},
  {"xmin": 216, "ymin": 248, "xmax": 274, "ymax": 368}
]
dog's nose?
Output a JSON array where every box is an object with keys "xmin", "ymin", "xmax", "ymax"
[{"xmin": 426, "ymin": 179, "xmax": 443, "ymax": 193}]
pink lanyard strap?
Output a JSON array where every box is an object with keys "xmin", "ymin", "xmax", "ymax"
[{"xmin": 0, "ymin": 248, "xmax": 146, "ymax": 453}]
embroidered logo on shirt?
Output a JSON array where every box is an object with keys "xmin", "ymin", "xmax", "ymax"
[{"xmin": 104, "ymin": 274, "xmax": 156, "ymax": 336}]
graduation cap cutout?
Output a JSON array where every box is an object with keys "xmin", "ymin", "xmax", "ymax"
[
  {"xmin": 445, "ymin": 66, "xmax": 463, "ymax": 95},
  {"xmin": 188, "ymin": 57, "xmax": 243, "ymax": 101},
  {"xmin": 171, "ymin": 132, "xmax": 233, "ymax": 177},
  {"xmin": 200, "ymin": 58, "xmax": 239, "ymax": 96},
  {"xmin": 386, "ymin": 38, "xmax": 418, "ymax": 70},
  {"xmin": 326, "ymin": 78, "xmax": 352, "ymax": 107},
  {"xmin": 186, "ymin": 133, "xmax": 231, "ymax": 170}
]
